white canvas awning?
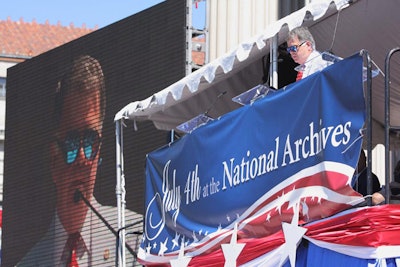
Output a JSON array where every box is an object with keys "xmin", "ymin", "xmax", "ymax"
[{"xmin": 115, "ymin": 0, "xmax": 400, "ymax": 146}]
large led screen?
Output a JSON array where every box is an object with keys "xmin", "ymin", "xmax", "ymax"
[{"xmin": 2, "ymin": 0, "xmax": 186, "ymax": 266}]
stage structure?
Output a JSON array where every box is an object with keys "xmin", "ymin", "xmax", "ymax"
[
  {"xmin": 115, "ymin": 0, "xmax": 400, "ymax": 265},
  {"xmin": 115, "ymin": 53, "xmax": 400, "ymax": 266}
]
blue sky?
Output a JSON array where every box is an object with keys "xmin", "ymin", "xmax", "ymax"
[{"xmin": 2, "ymin": 0, "xmax": 206, "ymax": 29}]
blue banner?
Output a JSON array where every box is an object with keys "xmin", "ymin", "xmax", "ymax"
[{"xmin": 139, "ymin": 54, "xmax": 366, "ymax": 265}]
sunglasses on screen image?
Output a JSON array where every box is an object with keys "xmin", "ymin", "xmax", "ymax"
[
  {"xmin": 57, "ymin": 129, "xmax": 101, "ymax": 164},
  {"xmin": 286, "ymin": 41, "xmax": 307, "ymax": 53}
]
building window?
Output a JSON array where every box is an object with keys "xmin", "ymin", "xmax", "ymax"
[
  {"xmin": 279, "ymin": 0, "xmax": 305, "ymax": 19},
  {"xmin": 0, "ymin": 78, "xmax": 6, "ymax": 98}
]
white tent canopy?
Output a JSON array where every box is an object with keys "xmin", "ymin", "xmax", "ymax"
[{"xmin": 115, "ymin": 0, "xmax": 400, "ymax": 146}]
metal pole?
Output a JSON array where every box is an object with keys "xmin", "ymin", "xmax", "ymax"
[
  {"xmin": 360, "ymin": 50, "xmax": 372, "ymax": 206},
  {"xmin": 384, "ymin": 47, "xmax": 400, "ymax": 204},
  {"xmin": 186, "ymin": 0, "xmax": 193, "ymax": 75},
  {"xmin": 205, "ymin": 0, "xmax": 210, "ymax": 64},
  {"xmin": 270, "ymin": 34, "xmax": 279, "ymax": 89},
  {"xmin": 115, "ymin": 119, "xmax": 127, "ymax": 267}
]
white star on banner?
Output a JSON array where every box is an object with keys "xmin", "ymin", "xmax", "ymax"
[
  {"xmin": 279, "ymin": 203, "xmax": 307, "ymax": 267},
  {"xmin": 146, "ymin": 243, "xmax": 152, "ymax": 253},
  {"xmin": 266, "ymin": 212, "xmax": 271, "ymax": 222},
  {"xmin": 170, "ymin": 240, "xmax": 192, "ymax": 267},
  {"xmin": 221, "ymin": 223, "xmax": 245, "ymax": 267},
  {"xmin": 301, "ymin": 201, "xmax": 309, "ymax": 219},
  {"xmin": 192, "ymin": 231, "xmax": 199, "ymax": 242},
  {"xmin": 275, "ymin": 192, "xmax": 286, "ymax": 214},
  {"xmin": 172, "ymin": 233, "xmax": 180, "ymax": 249},
  {"xmin": 158, "ymin": 238, "xmax": 168, "ymax": 256}
]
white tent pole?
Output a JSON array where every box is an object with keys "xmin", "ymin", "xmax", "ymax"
[
  {"xmin": 270, "ymin": 33, "xmax": 279, "ymax": 88},
  {"xmin": 115, "ymin": 119, "xmax": 127, "ymax": 267}
]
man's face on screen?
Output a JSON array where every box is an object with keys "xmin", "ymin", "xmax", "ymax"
[{"xmin": 51, "ymin": 89, "xmax": 102, "ymax": 234}]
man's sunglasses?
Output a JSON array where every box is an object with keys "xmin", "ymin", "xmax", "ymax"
[
  {"xmin": 57, "ymin": 129, "xmax": 101, "ymax": 164},
  {"xmin": 286, "ymin": 41, "xmax": 306, "ymax": 53}
]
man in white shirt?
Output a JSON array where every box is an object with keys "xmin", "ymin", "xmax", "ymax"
[{"xmin": 286, "ymin": 26, "xmax": 332, "ymax": 80}]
